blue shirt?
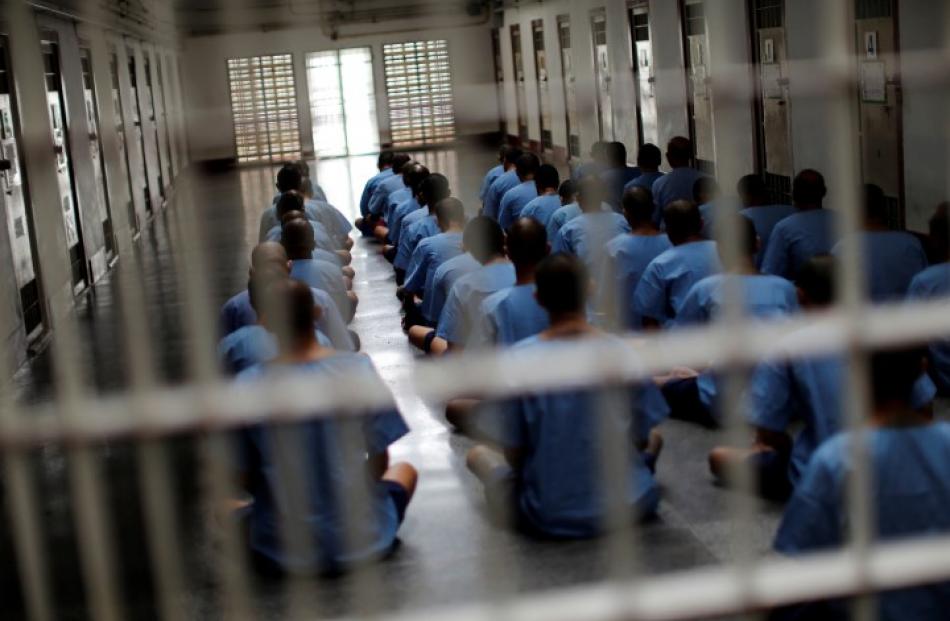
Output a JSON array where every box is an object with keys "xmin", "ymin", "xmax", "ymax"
[
  {"xmin": 553, "ymin": 212, "xmax": 631, "ymax": 269},
  {"xmin": 651, "ymin": 168, "xmax": 707, "ymax": 223},
  {"xmin": 833, "ymin": 231, "xmax": 928, "ymax": 302},
  {"xmin": 908, "ymin": 263, "xmax": 950, "ymax": 393},
  {"xmin": 602, "ymin": 233, "xmax": 674, "ymax": 328},
  {"xmin": 774, "ymin": 423, "xmax": 950, "ymax": 620},
  {"xmin": 384, "ymin": 187, "xmax": 411, "ymax": 224},
  {"xmin": 633, "ymin": 240, "xmax": 721, "ymax": 327},
  {"xmin": 746, "ymin": 326, "xmax": 937, "ymax": 486},
  {"xmin": 471, "ymin": 284, "xmax": 550, "ymax": 348},
  {"xmin": 739, "ymin": 205, "xmax": 796, "ymax": 268},
  {"xmin": 600, "ymin": 166, "xmax": 641, "ymax": 209},
  {"xmin": 424, "ymin": 253, "xmax": 481, "ymax": 324},
  {"xmin": 395, "ymin": 214, "xmax": 440, "ymax": 271},
  {"xmin": 388, "ymin": 197, "xmax": 421, "ymax": 246},
  {"xmin": 290, "ymin": 259, "xmax": 352, "ymax": 319},
  {"xmin": 266, "ymin": 220, "xmax": 338, "ymax": 252},
  {"xmin": 480, "ymin": 164, "xmax": 505, "ymax": 202},
  {"xmin": 483, "ymin": 170, "xmax": 520, "ymax": 221},
  {"xmin": 360, "ymin": 168, "xmax": 393, "ymax": 216},
  {"xmin": 237, "ymin": 354, "xmax": 409, "ymax": 572},
  {"xmin": 761, "ymin": 209, "xmax": 836, "ymax": 280},
  {"xmin": 624, "ymin": 171, "xmax": 664, "ymax": 194},
  {"xmin": 476, "ymin": 336, "xmax": 668, "ymax": 538},
  {"xmin": 520, "ymin": 194, "xmax": 563, "ymax": 229},
  {"xmin": 676, "ymin": 274, "xmax": 800, "ymax": 413},
  {"xmin": 572, "ymin": 160, "xmax": 605, "ymax": 181},
  {"xmin": 404, "ymin": 232, "xmax": 464, "ymax": 295},
  {"xmin": 259, "ymin": 201, "xmax": 325, "ymax": 242},
  {"xmin": 498, "ymin": 180, "xmax": 539, "ymax": 230},
  {"xmin": 306, "ymin": 198, "xmax": 352, "ymax": 245},
  {"xmin": 546, "ymin": 203, "xmax": 583, "ymax": 241},
  {"xmin": 436, "ymin": 262, "xmax": 516, "ymax": 346},
  {"xmin": 218, "ymin": 326, "xmax": 331, "ymax": 375},
  {"xmin": 218, "ymin": 288, "xmax": 352, "ymax": 350},
  {"xmin": 369, "ymin": 173, "xmax": 405, "ymax": 216}
]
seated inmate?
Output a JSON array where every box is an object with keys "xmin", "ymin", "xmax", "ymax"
[{"xmin": 466, "ymin": 254, "xmax": 668, "ymax": 539}]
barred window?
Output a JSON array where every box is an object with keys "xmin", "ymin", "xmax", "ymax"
[
  {"xmin": 227, "ymin": 53, "xmax": 301, "ymax": 164},
  {"xmin": 383, "ymin": 40, "xmax": 456, "ymax": 147}
]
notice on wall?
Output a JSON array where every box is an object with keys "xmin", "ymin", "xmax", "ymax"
[
  {"xmin": 762, "ymin": 38, "xmax": 775, "ymax": 64},
  {"xmin": 761, "ymin": 64, "xmax": 783, "ymax": 99},
  {"xmin": 860, "ymin": 61, "xmax": 887, "ymax": 103},
  {"xmin": 865, "ymin": 31, "xmax": 879, "ymax": 59}
]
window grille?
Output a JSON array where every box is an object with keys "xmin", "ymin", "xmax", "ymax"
[
  {"xmin": 382, "ymin": 40, "xmax": 456, "ymax": 147},
  {"xmin": 227, "ymin": 53, "xmax": 301, "ymax": 164}
]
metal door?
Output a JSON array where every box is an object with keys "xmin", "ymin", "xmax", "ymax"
[
  {"xmin": 628, "ymin": 3, "xmax": 659, "ymax": 146},
  {"xmin": 491, "ymin": 29, "xmax": 506, "ymax": 135},
  {"xmin": 128, "ymin": 50, "xmax": 153, "ymax": 214},
  {"xmin": 80, "ymin": 48, "xmax": 115, "ymax": 260},
  {"xmin": 510, "ymin": 25, "xmax": 528, "ymax": 143},
  {"xmin": 532, "ymin": 19, "xmax": 553, "ymax": 151},
  {"xmin": 110, "ymin": 49, "xmax": 139, "ymax": 235},
  {"xmin": 143, "ymin": 53, "xmax": 166, "ymax": 200},
  {"xmin": 0, "ymin": 38, "xmax": 43, "ymax": 336},
  {"xmin": 855, "ymin": 0, "xmax": 903, "ymax": 226},
  {"xmin": 751, "ymin": 0, "xmax": 794, "ymax": 202},
  {"xmin": 155, "ymin": 53, "xmax": 174, "ymax": 188},
  {"xmin": 42, "ymin": 36, "xmax": 88, "ymax": 292},
  {"xmin": 590, "ymin": 9, "xmax": 614, "ymax": 141},
  {"xmin": 682, "ymin": 0, "xmax": 716, "ymax": 174},
  {"xmin": 557, "ymin": 15, "xmax": 580, "ymax": 159}
]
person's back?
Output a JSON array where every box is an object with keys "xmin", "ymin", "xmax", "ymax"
[
  {"xmin": 909, "ymin": 263, "xmax": 950, "ymax": 393},
  {"xmin": 650, "ymin": 137, "xmax": 705, "ymax": 222},
  {"xmin": 546, "ymin": 202, "xmax": 582, "ymax": 241},
  {"xmin": 740, "ymin": 205, "xmax": 795, "ymax": 264},
  {"xmin": 624, "ymin": 144, "xmax": 664, "ymax": 198},
  {"xmin": 484, "ymin": 169, "xmax": 521, "ymax": 221},
  {"xmin": 436, "ymin": 262, "xmax": 516, "ymax": 347},
  {"xmin": 423, "ymin": 252, "xmax": 480, "ymax": 324},
  {"xmin": 552, "ymin": 176, "xmax": 629, "ymax": 271},
  {"xmin": 760, "ymin": 170, "xmax": 836, "ymax": 279},
  {"xmin": 360, "ymin": 152, "xmax": 394, "ymax": 217},
  {"xmin": 677, "ymin": 273, "xmax": 798, "ymax": 325},
  {"xmin": 403, "ymin": 198, "xmax": 466, "ymax": 297},
  {"xmin": 220, "ymin": 325, "xmax": 332, "ymax": 375},
  {"xmin": 835, "ymin": 230, "xmax": 928, "ymax": 301},
  {"xmin": 599, "ymin": 142, "xmax": 640, "ymax": 209},
  {"xmin": 498, "ymin": 153, "xmax": 541, "ymax": 230},
  {"xmin": 394, "ymin": 174, "xmax": 450, "ymax": 273}
]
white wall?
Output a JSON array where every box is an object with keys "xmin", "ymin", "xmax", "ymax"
[{"xmin": 181, "ymin": 23, "xmax": 497, "ymax": 162}]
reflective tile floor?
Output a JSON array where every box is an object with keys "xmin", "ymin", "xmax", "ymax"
[{"xmin": 2, "ymin": 144, "xmax": 787, "ymax": 620}]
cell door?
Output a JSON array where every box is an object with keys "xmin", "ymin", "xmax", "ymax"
[
  {"xmin": 628, "ymin": 3, "xmax": 659, "ymax": 147},
  {"xmin": 111, "ymin": 50, "xmax": 139, "ymax": 234},
  {"xmin": 532, "ymin": 20, "xmax": 553, "ymax": 151},
  {"xmin": 128, "ymin": 50, "xmax": 153, "ymax": 214},
  {"xmin": 682, "ymin": 0, "xmax": 716, "ymax": 174},
  {"xmin": 492, "ymin": 30, "xmax": 506, "ymax": 135},
  {"xmin": 143, "ymin": 53, "xmax": 166, "ymax": 200},
  {"xmin": 855, "ymin": 0, "xmax": 903, "ymax": 227},
  {"xmin": 42, "ymin": 36, "xmax": 89, "ymax": 292},
  {"xmin": 0, "ymin": 39, "xmax": 43, "ymax": 335},
  {"xmin": 80, "ymin": 48, "xmax": 115, "ymax": 260},
  {"xmin": 590, "ymin": 9, "xmax": 614, "ymax": 141},
  {"xmin": 751, "ymin": 0, "xmax": 794, "ymax": 202},
  {"xmin": 155, "ymin": 53, "xmax": 175, "ymax": 186},
  {"xmin": 510, "ymin": 25, "xmax": 528, "ymax": 143},
  {"xmin": 557, "ymin": 15, "xmax": 580, "ymax": 159}
]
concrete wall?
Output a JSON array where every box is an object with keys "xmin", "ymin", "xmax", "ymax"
[{"xmin": 181, "ymin": 22, "xmax": 497, "ymax": 162}]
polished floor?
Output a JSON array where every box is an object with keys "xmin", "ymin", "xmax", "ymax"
[{"xmin": 4, "ymin": 145, "xmax": 790, "ymax": 620}]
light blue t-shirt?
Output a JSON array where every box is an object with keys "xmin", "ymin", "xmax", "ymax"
[
  {"xmin": 218, "ymin": 287, "xmax": 352, "ymax": 351},
  {"xmin": 266, "ymin": 219, "xmax": 338, "ymax": 252},
  {"xmin": 404, "ymin": 231, "xmax": 464, "ymax": 295},
  {"xmin": 360, "ymin": 168, "xmax": 393, "ymax": 217},
  {"xmin": 436, "ymin": 262, "xmax": 516, "ymax": 346},
  {"xmin": 833, "ymin": 231, "xmax": 928, "ymax": 303},
  {"xmin": 384, "ymin": 187, "xmax": 411, "ymax": 224},
  {"xmin": 600, "ymin": 166, "xmax": 641, "ymax": 209},
  {"xmin": 471, "ymin": 284, "xmax": 549, "ymax": 348},
  {"xmin": 307, "ymin": 198, "xmax": 352, "ymax": 244},
  {"xmin": 237, "ymin": 354, "xmax": 409, "ymax": 572},
  {"xmin": 739, "ymin": 204, "xmax": 796, "ymax": 267},
  {"xmin": 218, "ymin": 326, "xmax": 331, "ymax": 375},
  {"xmin": 476, "ymin": 335, "xmax": 669, "ymax": 538},
  {"xmin": 633, "ymin": 240, "xmax": 721, "ymax": 327},
  {"xmin": 395, "ymin": 214, "xmax": 440, "ymax": 271},
  {"xmin": 624, "ymin": 170, "xmax": 664, "ymax": 195},
  {"xmin": 908, "ymin": 263, "xmax": 950, "ymax": 393},
  {"xmin": 775, "ymin": 422, "xmax": 950, "ymax": 620},
  {"xmin": 290, "ymin": 259, "xmax": 352, "ymax": 319},
  {"xmin": 520, "ymin": 194, "xmax": 563, "ymax": 229},
  {"xmin": 761, "ymin": 209, "xmax": 836, "ymax": 280},
  {"xmin": 602, "ymin": 233, "xmax": 673, "ymax": 329},
  {"xmin": 546, "ymin": 203, "xmax": 583, "ymax": 241},
  {"xmin": 746, "ymin": 326, "xmax": 937, "ymax": 486},
  {"xmin": 388, "ymin": 197, "xmax": 421, "ymax": 246},
  {"xmin": 572, "ymin": 160, "xmax": 605, "ymax": 181},
  {"xmin": 259, "ymin": 201, "xmax": 326, "ymax": 243},
  {"xmin": 483, "ymin": 170, "xmax": 520, "ymax": 221},
  {"xmin": 676, "ymin": 274, "xmax": 799, "ymax": 413},
  {"xmin": 480, "ymin": 164, "xmax": 505, "ymax": 202},
  {"xmin": 553, "ymin": 212, "xmax": 631, "ymax": 270},
  {"xmin": 651, "ymin": 167, "xmax": 707, "ymax": 221},
  {"xmin": 424, "ymin": 253, "xmax": 481, "ymax": 324},
  {"xmin": 498, "ymin": 180, "xmax": 539, "ymax": 230},
  {"xmin": 369, "ymin": 173, "xmax": 405, "ymax": 216}
]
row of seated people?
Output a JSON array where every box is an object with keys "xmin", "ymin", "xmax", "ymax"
[{"xmin": 354, "ymin": 144, "xmax": 950, "ymax": 616}]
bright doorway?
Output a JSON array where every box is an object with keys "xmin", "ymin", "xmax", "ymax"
[{"xmin": 306, "ymin": 47, "xmax": 380, "ymax": 158}]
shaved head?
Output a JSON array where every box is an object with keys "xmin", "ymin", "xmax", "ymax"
[
  {"xmin": 281, "ymin": 219, "xmax": 316, "ymax": 259},
  {"xmin": 663, "ymin": 200, "xmax": 703, "ymax": 244},
  {"xmin": 251, "ymin": 242, "xmax": 289, "ymax": 274},
  {"xmin": 507, "ymin": 217, "xmax": 549, "ymax": 268}
]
